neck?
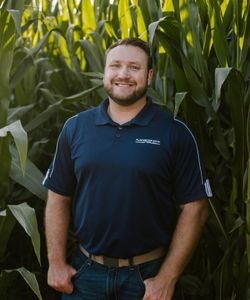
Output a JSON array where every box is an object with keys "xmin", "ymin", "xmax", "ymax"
[{"xmin": 107, "ymin": 97, "xmax": 147, "ymax": 125}]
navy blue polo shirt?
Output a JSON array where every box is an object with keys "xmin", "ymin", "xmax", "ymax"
[{"xmin": 43, "ymin": 97, "xmax": 212, "ymax": 258}]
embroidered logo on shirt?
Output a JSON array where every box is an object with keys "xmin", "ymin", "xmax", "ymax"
[{"xmin": 135, "ymin": 139, "xmax": 161, "ymax": 145}]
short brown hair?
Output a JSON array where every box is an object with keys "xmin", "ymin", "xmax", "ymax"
[{"xmin": 105, "ymin": 37, "xmax": 152, "ymax": 70}]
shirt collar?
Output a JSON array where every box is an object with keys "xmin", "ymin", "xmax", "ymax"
[{"xmin": 95, "ymin": 97, "xmax": 157, "ymax": 127}]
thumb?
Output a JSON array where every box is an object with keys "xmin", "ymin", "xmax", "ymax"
[
  {"xmin": 70, "ymin": 266, "xmax": 77, "ymax": 276},
  {"xmin": 65, "ymin": 281, "xmax": 74, "ymax": 294},
  {"xmin": 65, "ymin": 268, "xmax": 76, "ymax": 294}
]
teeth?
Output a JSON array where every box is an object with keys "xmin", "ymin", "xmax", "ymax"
[{"xmin": 115, "ymin": 83, "xmax": 132, "ymax": 86}]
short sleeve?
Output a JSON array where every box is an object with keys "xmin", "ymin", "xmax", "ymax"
[
  {"xmin": 172, "ymin": 119, "xmax": 211, "ymax": 204},
  {"xmin": 42, "ymin": 118, "xmax": 77, "ymax": 196}
]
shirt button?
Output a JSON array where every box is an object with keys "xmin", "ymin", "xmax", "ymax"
[
  {"xmin": 116, "ymin": 133, "xmax": 121, "ymax": 137},
  {"xmin": 118, "ymin": 126, "xmax": 123, "ymax": 130}
]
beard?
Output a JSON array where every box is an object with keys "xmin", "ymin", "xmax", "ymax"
[{"xmin": 104, "ymin": 82, "xmax": 148, "ymax": 106}]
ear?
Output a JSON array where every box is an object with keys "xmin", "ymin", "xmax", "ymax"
[{"xmin": 147, "ymin": 69, "xmax": 153, "ymax": 86}]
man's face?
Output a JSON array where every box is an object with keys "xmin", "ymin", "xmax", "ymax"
[{"xmin": 103, "ymin": 45, "xmax": 153, "ymax": 106}]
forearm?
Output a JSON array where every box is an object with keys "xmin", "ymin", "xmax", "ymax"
[
  {"xmin": 143, "ymin": 199, "xmax": 209, "ymax": 299},
  {"xmin": 45, "ymin": 190, "xmax": 72, "ymax": 265},
  {"xmin": 158, "ymin": 199, "xmax": 209, "ymax": 283}
]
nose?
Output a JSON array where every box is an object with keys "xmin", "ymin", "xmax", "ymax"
[{"xmin": 117, "ymin": 66, "xmax": 131, "ymax": 78}]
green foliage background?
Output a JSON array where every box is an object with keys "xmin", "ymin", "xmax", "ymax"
[{"xmin": 0, "ymin": 0, "xmax": 249, "ymax": 299}]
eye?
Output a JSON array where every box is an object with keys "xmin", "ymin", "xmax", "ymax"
[
  {"xmin": 129, "ymin": 65, "xmax": 140, "ymax": 70},
  {"xmin": 110, "ymin": 63, "xmax": 120, "ymax": 68}
]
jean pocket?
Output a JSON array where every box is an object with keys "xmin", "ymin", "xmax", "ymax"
[
  {"xmin": 71, "ymin": 250, "xmax": 90, "ymax": 279},
  {"xmin": 136, "ymin": 256, "xmax": 164, "ymax": 283},
  {"xmin": 134, "ymin": 266, "xmax": 146, "ymax": 288}
]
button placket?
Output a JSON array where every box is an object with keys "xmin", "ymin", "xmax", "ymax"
[{"xmin": 115, "ymin": 126, "xmax": 123, "ymax": 138}]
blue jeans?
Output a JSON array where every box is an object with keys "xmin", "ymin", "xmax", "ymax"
[{"xmin": 62, "ymin": 248, "xmax": 165, "ymax": 300}]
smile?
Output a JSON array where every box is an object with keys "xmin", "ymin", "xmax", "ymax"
[{"xmin": 114, "ymin": 83, "xmax": 134, "ymax": 86}]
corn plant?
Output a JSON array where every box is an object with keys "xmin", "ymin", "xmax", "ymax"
[{"xmin": 0, "ymin": 0, "xmax": 249, "ymax": 299}]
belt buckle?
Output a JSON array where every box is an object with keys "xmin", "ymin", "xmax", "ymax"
[{"xmin": 103, "ymin": 256, "xmax": 119, "ymax": 267}]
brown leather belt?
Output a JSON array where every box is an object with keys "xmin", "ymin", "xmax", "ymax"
[{"xmin": 79, "ymin": 245, "xmax": 166, "ymax": 267}]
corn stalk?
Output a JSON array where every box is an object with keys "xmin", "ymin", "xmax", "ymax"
[{"xmin": 0, "ymin": 0, "xmax": 249, "ymax": 299}]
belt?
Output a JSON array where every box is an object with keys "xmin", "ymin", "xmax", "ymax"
[{"xmin": 79, "ymin": 245, "xmax": 166, "ymax": 267}]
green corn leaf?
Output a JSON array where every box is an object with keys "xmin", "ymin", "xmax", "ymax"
[
  {"xmin": 171, "ymin": 59, "xmax": 189, "ymax": 92},
  {"xmin": 209, "ymin": 0, "xmax": 228, "ymax": 66},
  {"xmin": 0, "ymin": 136, "xmax": 11, "ymax": 199},
  {"xmin": 0, "ymin": 120, "xmax": 27, "ymax": 176},
  {"xmin": 203, "ymin": 22, "xmax": 212, "ymax": 59},
  {"xmin": 180, "ymin": 52, "xmax": 216, "ymax": 119},
  {"xmin": 104, "ymin": 20, "xmax": 118, "ymax": 39},
  {"xmin": 30, "ymin": 28, "xmax": 61, "ymax": 57},
  {"xmin": 90, "ymin": 32, "xmax": 105, "ymax": 66},
  {"xmin": 0, "ymin": 0, "xmax": 248, "ymax": 296},
  {"xmin": 6, "ymin": 0, "xmax": 25, "ymax": 11},
  {"xmin": 147, "ymin": 87, "xmax": 162, "ymax": 103},
  {"xmin": 209, "ymin": 199, "xmax": 229, "ymax": 241},
  {"xmin": 135, "ymin": 5, "xmax": 147, "ymax": 41},
  {"xmin": 247, "ymin": 106, "xmax": 250, "ymax": 161},
  {"xmin": 67, "ymin": 0, "xmax": 76, "ymax": 24},
  {"xmin": 7, "ymin": 9, "xmax": 21, "ymax": 35},
  {"xmin": 10, "ymin": 28, "xmax": 60, "ymax": 89},
  {"xmin": 215, "ymin": 68, "xmax": 232, "ymax": 102},
  {"xmin": 59, "ymin": 0, "xmax": 69, "ymax": 22},
  {"xmin": 45, "ymin": 68, "xmax": 70, "ymax": 96},
  {"xmin": 162, "ymin": 0, "xmax": 175, "ymax": 12},
  {"xmin": 178, "ymin": 274, "xmax": 202, "ymax": 295},
  {"xmin": 118, "ymin": 0, "xmax": 132, "ymax": 39},
  {"xmin": 153, "ymin": 21, "xmax": 183, "ymax": 68},
  {"xmin": 7, "ymin": 104, "xmax": 34, "ymax": 123},
  {"xmin": 174, "ymin": 92, "xmax": 188, "ymax": 118},
  {"xmin": 9, "ymin": 146, "xmax": 47, "ymax": 201},
  {"xmin": 148, "ymin": 17, "xmax": 166, "ymax": 44},
  {"xmin": 246, "ymin": 153, "xmax": 250, "ymax": 271},
  {"xmin": 187, "ymin": 2, "xmax": 211, "ymax": 91},
  {"xmin": 0, "ymin": 10, "xmax": 16, "ymax": 127},
  {"xmin": 141, "ymin": 0, "xmax": 160, "ymax": 24},
  {"xmin": 0, "ymin": 270, "xmax": 18, "ymax": 297},
  {"xmin": 81, "ymin": 0, "xmax": 96, "ymax": 34},
  {"xmin": 0, "ymin": 209, "xmax": 15, "ymax": 260},
  {"xmin": 79, "ymin": 39, "xmax": 103, "ymax": 72},
  {"xmin": 10, "ymin": 55, "xmax": 34, "ymax": 90},
  {"xmin": 55, "ymin": 33, "xmax": 73, "ymax": 70},
  {"xmin": 240, "ymin": 0, "xmax": 250, "ymax": 70},
  {"xmin": 1, "ymin": 268, "xmax": 42, "ymax": 300},
  {"xmin": 8, "ymin": 203, "xmax": 41, "ymax": 265},
  {"xmin": 216, "ymin": 68, "xmax": 246, "ymax": 177},
  {"xmin": 82, "ymin": 71, "xmax": 104, "ymax": 79},
  {"xmin": 212, "ymin": 120, "xmax": 231, "ymax": 160},
  {"xmin": 226, "ymin": 69, "xmax": 246, "ymax": 176},
  {"xmin": 229, "ymin": 216, "xmax": 244, "ymax": 234},
  {"xmin": 25, "ymin": 83, "xmax": 103, "ymax": 132}
]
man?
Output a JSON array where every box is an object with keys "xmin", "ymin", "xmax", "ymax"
[{"xmin": 43, "ymin": 37, "xmax": 212, "ymax": 300}]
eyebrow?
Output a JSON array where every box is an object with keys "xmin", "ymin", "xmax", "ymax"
[{"xmin": 108, "ymin": 60, "xmax": 142, "ymax": 66}]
